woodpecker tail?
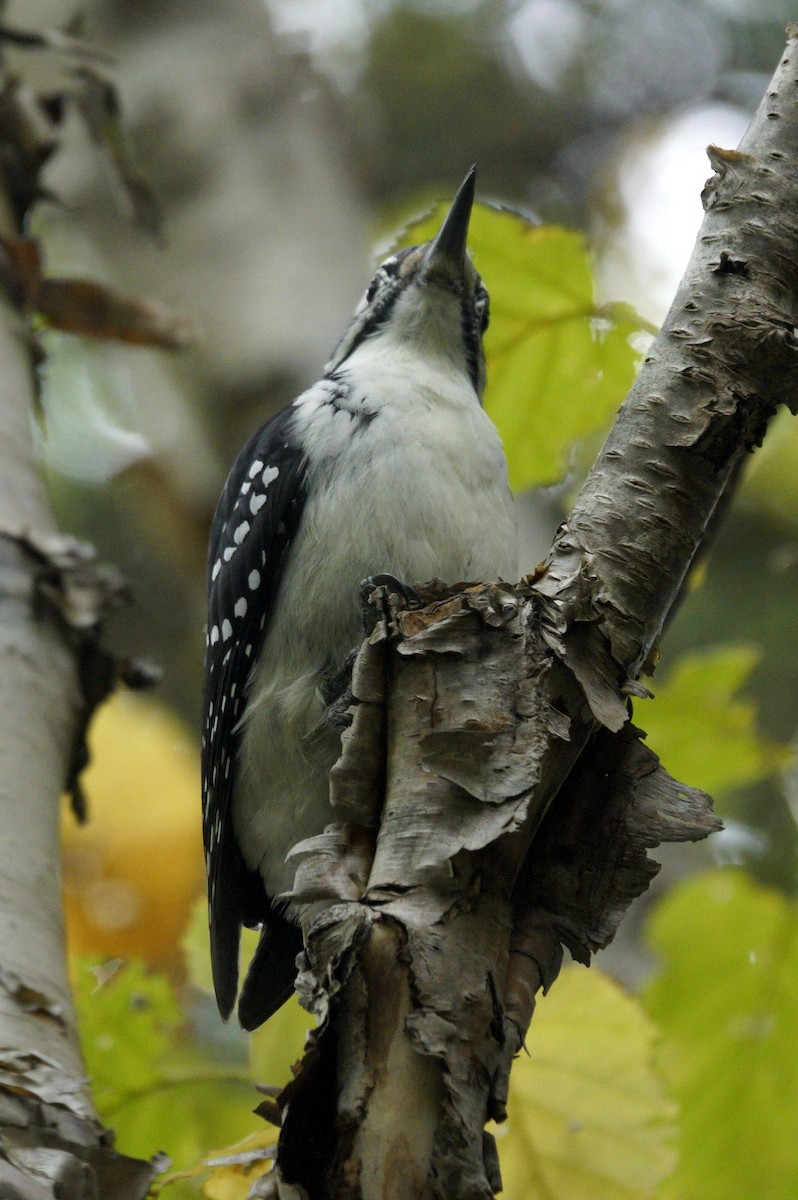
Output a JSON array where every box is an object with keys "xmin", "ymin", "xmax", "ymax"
[{"xmin": 237, "ymin": 911, "xmax": 303, "ymax": 1030}]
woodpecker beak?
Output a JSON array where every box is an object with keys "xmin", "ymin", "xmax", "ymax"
[{"xmin": 424, "ymin": 165, "xmax": 476, "ymax": 278}]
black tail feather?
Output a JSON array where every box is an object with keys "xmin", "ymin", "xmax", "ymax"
[{"xmin": 238, "ymin": 911, "xmax": 303, "ymax": 1031}]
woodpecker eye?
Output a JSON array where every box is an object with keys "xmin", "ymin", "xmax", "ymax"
[{"xmin": 474, "ymin": 285, "xmax": 490, "ymax": 333}]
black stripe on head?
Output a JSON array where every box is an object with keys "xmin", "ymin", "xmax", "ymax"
[
  {"xmin": 460, "ymin": 276, "xmax": 489, "ymax": 398},
  {"xmin": 461, "ymin": 300, "xmax": 482, "ymax": 394},
  {"xmin": 325, "ymin": 247, "xmax": 421, "ymax": 373}
]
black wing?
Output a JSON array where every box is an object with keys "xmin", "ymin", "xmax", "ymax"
[{"xmin": 202, "ymin": 404, "xmax": 306, "ymax": 1020}]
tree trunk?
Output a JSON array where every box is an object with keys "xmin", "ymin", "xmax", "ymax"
[
  {"xmin": 272, "ymin": 26, "xmax": 798, "ymax": 1200},
  {"xmin": 0, "ymin": 44, "xmax": 159, "ymax": 1200}
]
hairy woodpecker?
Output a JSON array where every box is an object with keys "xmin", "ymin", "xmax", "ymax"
[{"xmin": 202, "ymin": 167, "xmax": 517, "ymax": 1029}]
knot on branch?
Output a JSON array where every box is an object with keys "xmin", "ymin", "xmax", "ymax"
[{"xmin": 702, "ymin": 145, "xmax": 758, "ymax": 212}]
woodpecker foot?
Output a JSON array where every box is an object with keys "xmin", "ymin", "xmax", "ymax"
[
  {"xmin": 361, "ymin": 573, "xmax": 420, "ymax": 607},
  {"xmin": 320, "ymin": 650, "xmax": 357, "ymax": 730}
]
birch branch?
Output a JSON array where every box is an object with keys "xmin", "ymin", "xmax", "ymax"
[{"xmin": 269, "ymin": 26, "xmax": 798, "ymax": 1200}]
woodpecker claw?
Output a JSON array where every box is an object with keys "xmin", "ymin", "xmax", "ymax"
[
  {"xmin": 362, "ymin": 573, "xmax": 420, "ymax": 608},
  {"xmin": 319, "ymin": 650, "xmax": 357, "ymax": 731}
]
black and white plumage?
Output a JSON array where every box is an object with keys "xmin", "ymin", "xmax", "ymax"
[{"xmin": 202, "ymin": 168, "xmax": 517, "ymax": 1029}]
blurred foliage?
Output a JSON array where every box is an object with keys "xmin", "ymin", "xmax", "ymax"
[
  {"xmin": 494, "ymin": 966, "xmax": 676, "ymax": 1199},
  {"xmin": 324, "ymin": 0, "xmax": 798, "ymax": 221},
  {"xmin": 74, "ymin": 957, "xmax": 260, "ymax": 1195},
  {"xmin": 397, "ymin": 202, "xmax": 650, "ymax": 490},
  {"xmin": 645, "ymin": 870, "xmax": 798, "ymax": 1200},
  {"xmin": 76, "ymin": 959, "xmax": 183, "ymax": 1116},
  {"xmin": 660, "ymin": 503, "xmax": 798, "ymax": 888},
  {"xmin": 77, "ymin": 939, "xmax": 676, "ymax": 1199},
  {"xmin": 743, "ymin": 407, "xmax": 798, "ymax": 533},
  {"xmin": 153, "ymin": 1129, "xmax": 277, "ymax": 1199},
  {"xmin": 63, "ymin": 692, "xmax": 204, "ymax": 967},
  {"xmin": 637, "ymin": 645, "xmax": 789, "ymax": 800},
  {"xmin": 74, "ymin": 862, "xmax": 798, "ymax": 1199}
]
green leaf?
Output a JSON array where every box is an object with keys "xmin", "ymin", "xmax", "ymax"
[
  {"xmin": 635, "ymin": 645, "xmax": 787, "ymax": 798},
  {"xmin": 75, "ymin": 957, "xmax": 181, "ymax": 1113},
  {"xmin": 645, "ymin": 869, "xmax": 798, "ymax": 1200},
  {"xmin": 111, "ymin": 1068, "xmax": 260, "ymax": 1196},
  {"xmin": 395, "ymin": 204, "xmax": 651, "ymax": 492},
  {"xmin": 742, "ymin": 407, "xmax": 798, "ymax": 531},
  {"xmin": 248, "ymin": 996, "xmax": 314, "ymax": 1089},
  {"xmin": 74, "ymin": 957, "xmax": 258, "ymax": 1177},
  {"xmin": 495, "ymin": 966, "xmax": 676, "ymax": 1199}
]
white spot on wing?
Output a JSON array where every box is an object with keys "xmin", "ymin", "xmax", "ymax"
[
  {"xmin": 211, "ymin": 559, "xmax": 221, "ymax": 581},
  {"xmin": 223, "ymin": 546, "xmax": 236, "ymax": 562},
  {"xmin": 262, "ymin": 465, "xmax": 280, "ymax": 487},
  {"xmin": 250, "ymin": 493, "xmax": 266, "ymax": 515},
  {"xmin": 234, "ymin": 521, "xmax": 250, "ymax": 544},
  {"xmin": 210, "ymin": 625, "xmax": 220, "ymax": 645},
  {"xmin": 222, "ymin": 618, "xmax": 233, "ymax": 641},
  {"xmin": 248, "ymin": 459, "xmax": 264, "ymax": 478},
  {"xmin": 248, "ymin": 569, "xmax": 260, "ymax": 590},
  {"xmin": 234, "ymin": 597, "xmax": 247, "ymax": 618}
]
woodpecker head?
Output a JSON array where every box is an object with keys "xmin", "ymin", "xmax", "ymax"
[{"xmin": 326, "ymin": 166, "xmax": 490, "ymax": 397}]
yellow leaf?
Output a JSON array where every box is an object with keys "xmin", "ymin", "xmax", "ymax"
[
  {"xmin": 636, "ymin": 645, "xmax": 787, "ymax": 798},
  {"xmin": 394, "ymin": 204, "xmax": 651, "ymax": 492},
  {"xmin": 495, "ymin": 966, "xmax": 676, "ymax": 1200},
  {"xmin": 646, "ymin": 870, "xmax": 798, "ymax": 1200},
  {"xmin": 63, "ymin": 692, "xmax": 203, "ymax": 967},
  {"xmin": 153, "ymin": 1129, "xmax": 276, "ymax": 1198}
]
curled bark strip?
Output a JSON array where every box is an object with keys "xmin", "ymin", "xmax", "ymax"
[{"xmin": 0, "ymin": 528, "xmax": 157, "ymax": 821}]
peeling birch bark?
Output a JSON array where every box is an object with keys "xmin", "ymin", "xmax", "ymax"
[
  {"xmin": 271, "ymin": 28, "xmax": 798, "ymax": 1200},
  {"xmin": 0, "ymin": 54, "xmax": 159, "ymax": 1200}
]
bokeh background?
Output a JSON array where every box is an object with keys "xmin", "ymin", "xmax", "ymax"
[{"xmin": 6, "ymin": 0, "xmax": 798, "ymax": 1190}]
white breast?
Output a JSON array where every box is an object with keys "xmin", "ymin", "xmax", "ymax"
[{"xmin": 234, "ymin": 349, "xmax": 517, "ymax": 901}]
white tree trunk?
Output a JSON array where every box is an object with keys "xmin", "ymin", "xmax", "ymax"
[{"xmin": 0, "ymin": 76, "xmax": 157, "ymax": 1200}]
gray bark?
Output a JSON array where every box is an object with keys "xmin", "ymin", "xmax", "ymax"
[{"xmin": 269, "ymin": 26, "xmax": 798, "ymax": 1200}]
